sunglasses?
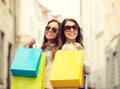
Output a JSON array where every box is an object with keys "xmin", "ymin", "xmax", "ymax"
[
  {"xmin": 45, "ymin": 26, "xmax": 58, "ymax": 33},
  {"xmin": 64, "ymin": 25, "xmax": 78, "ymax": 31}
]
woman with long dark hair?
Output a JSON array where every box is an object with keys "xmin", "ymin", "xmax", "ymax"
[{"xmin": 58, "ymin": 18, "xmax": 90, "ymax": 89}]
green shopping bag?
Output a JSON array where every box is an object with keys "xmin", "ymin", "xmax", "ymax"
[{"xmin": 11, "ymin": 52, "xmax": 46, "ymax": 89}]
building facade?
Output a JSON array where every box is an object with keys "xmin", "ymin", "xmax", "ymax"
[
  {"xmin": 16, "ymin": 0, "xmax": 62, "ymax": 47},
  {"xmin": 80, "ymin": 0, "xmax": 107, "ymax": 89},
  {"xmin": 0, "ymin": 0, "xmax": 62, "ymax": 89},
  {"xmin": 80, "ymin": 0, "xmax": 120, "ymax": 89},
  {"xmin": 15, "ymin": 0, "xmax": 49, "ymax": 47},
  {"xmin": 105, "ymin": 0, "xmax": 120, "ymax": 89},
  {"xmin": 0, "ymin": 0, "xmax": 15, "ymax": 89}
]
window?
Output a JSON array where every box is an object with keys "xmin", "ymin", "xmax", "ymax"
[
  {"xmin": 9, "ymin": 0, "xmax": 14, "ymax": 14},
  {"xmin": 7, "ymin": 44, "xmax": 12, "ymax": 89},
  {"xmin": 0, "ymin": 32, "xmax": 4, "ymax": 84},
  {"xmin": 1, "ymin": 0, "xmax": 6, "ymax": 4},
  {"xmin": 113, "ymin": 51, "xmax": 119, "ymax": 86}
]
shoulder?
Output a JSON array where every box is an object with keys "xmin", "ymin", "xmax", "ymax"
[
  {"xmin": 62, "ymin": 44, "xmax": 67, "ymax": 50},
  {"xmin": 74, "ymin": 42, "xmax": 84, "ymax": 50},
  {"xmin": 62, "ymin": 44, "xmax": 76, "ymax": 50}
]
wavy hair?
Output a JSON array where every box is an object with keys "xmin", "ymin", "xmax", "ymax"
[
  {"xmin": 60, "ymin": 18, "xmax": 84, "ymax": 48},
  {"xmin": 41, "ymin": 19, "xmax": 61, "ymax": 50}
]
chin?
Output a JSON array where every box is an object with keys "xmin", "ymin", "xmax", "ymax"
[{"xmin": 69, "ymin": 38, "xmax": 76, "ymax": 40}]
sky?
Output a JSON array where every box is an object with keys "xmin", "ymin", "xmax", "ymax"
[{"xmin": 38, "ymin": 0, "xmax": 80, "ymax": 22}]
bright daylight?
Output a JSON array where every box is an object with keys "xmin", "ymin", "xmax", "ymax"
[{"xmin": 0, "ymin": 0, "xmax": 120, "ymax": 89}]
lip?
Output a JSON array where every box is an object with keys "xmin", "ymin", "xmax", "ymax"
[
  {"xmin": 68, "ymin": 33, "xmax": 76, "ymax": 36},
  {"xmin": 46, "ymin": 31, "xmax": 55, "ymax": 36}
]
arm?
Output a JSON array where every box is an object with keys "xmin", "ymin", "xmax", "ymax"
[
  {"xmin": 24, "ymin": 38, "xmax": 36, "ymax": 48},
  {"xmin": 74, "ymin": 43, "xmax": 83, "ymax": 50},
  {"xmin": 74, "ymin": 43, "xmax": 91, "ymax": 74},
  {"xmin": 83, "ymin": 53, "xmax": 91, "ymax": 75},
  {"xmin": 83, "ymin": 59, "xmax": 91, "ymax": 75}
]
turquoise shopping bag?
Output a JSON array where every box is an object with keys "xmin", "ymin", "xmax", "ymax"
[
  {"xmin": 11, "ymin": 53, "xmax": 46, "ymax": 89},
  {"xmin": 10, "ymin": 47, "xmax": 42, "ymax": 77}
]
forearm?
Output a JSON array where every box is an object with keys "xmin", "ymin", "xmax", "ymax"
[{"xmin": 83, "ymin": 59, "xmax": 91, "ymax": 75}]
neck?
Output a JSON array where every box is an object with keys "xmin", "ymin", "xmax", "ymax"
[
  {"xmin": 47, "ymin": 39, "xmax": 55, "ymax": 44},
  {"xmin": 65, "ymin": 39, "xmax": 75, "ymax": 44}
]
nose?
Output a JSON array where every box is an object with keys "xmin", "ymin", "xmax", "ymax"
[
  {"xmin": 70, "ymin": 28, "xmax": 74, "ymax": 31},
  {"xmin": 49, "ymin": 28, "xmax": 52, "ymax": 32}
]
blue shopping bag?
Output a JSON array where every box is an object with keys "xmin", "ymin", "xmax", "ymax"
[
  {"xmin": 10, "ymin": 47, "xmax": 42, "ymax": 77},
  {"xmin": 11, "ymin": 53, "xmax": 46, "ymax": 89}
]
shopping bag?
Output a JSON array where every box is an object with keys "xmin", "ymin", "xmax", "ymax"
[
  {"xmin": 11, "ymin": 52, "xmax": 46, "ymax": 89},
  {"xmin": 79, "ymin": 76, "xmax": 86, "ymax": 89},
  {"xmin": 50, "ymin": 50, "xmax": 84, "ymax": 88},
  {"xmin": 10, "ymin": 47, "xmax": 42, "ymax": 77}
]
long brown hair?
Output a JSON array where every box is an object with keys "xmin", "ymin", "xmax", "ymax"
[
  {"xmin": 41, "ymin": 19, "xmax": 61, "ymax": 51},
  {"xmin": 60, "ymin": 18, "xmax": 84, "ymax": 48}
]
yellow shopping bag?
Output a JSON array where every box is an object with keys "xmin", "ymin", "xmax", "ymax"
[
  {"xmin": 11, "ymin": 52, "xmax": 46, "ymax": 89},
  {"xmin": 50, "ymin": 50, "xmax": 84, "ymax": 88}
]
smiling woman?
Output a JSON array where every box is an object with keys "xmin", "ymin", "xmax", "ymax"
[
  {"xmin": 57, "ymin": 18, "xmax": 91, "ymax": 89},
  {"xmin": 26, "ymin": 19, "xmax": 62, "ymax": 89},
  {"xmin": 40, "ymin": 19, "xmax": 62, "ymax": 89}
]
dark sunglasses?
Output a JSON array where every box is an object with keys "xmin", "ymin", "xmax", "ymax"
[
  {"xmin": 45, "ymin": 26, "xmax": 58, "ymax": 33},
  {"xmin": 64, "ymin": 25, "xmax": 78, "ymax": 31}
]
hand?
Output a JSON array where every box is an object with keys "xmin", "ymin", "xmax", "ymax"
[
  {"xmin": 29, "ymin": 38, "xmax": 35, "ymax": 48},
  {"xmin": 74, "ymin": 42, "xmax": 83, "ymax": 50}
]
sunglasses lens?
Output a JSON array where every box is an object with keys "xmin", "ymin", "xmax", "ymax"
[
  {"xmin": 64, "ymin": 25, "xmax": 78, "ymax": 31},
  {"xmin": 45, "ymin": 26, "xmax": 57, "ymax": 33},
  {"xmin": 52, "ymin": 28, "xmax": 57, "ymax": 33},
  {"xmin": 73, "ymin": 25, "xmax": 77, "ymax": 29},
  {"xmin": 64, "ymin": 26, "xmax": 71, "ymax": 30},
  {"xmin": 45, "ymin": 26, "xmax": 50, "ymax": 31}
]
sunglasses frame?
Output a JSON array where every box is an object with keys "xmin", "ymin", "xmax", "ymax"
[
  {"xmin": 64, "ymin": 25, "xmax": 78, "ymax": 31},
  {"xmin": 45, "ymin": 26, "xmax": 58, "ymax": 33}
]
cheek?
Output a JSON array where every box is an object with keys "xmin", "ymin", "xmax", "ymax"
[
  {"xmin": 52, "ymin": 33, "xmax": 58, "ymax": 39},
  {"xmin": 45, "ymin": 31, "xmax": 48, "ymax": 36},
  {"xmin": 55, "ymin": 32, "xmax": 58, "ymax": 37},
  {"xmin": 64, "ymin": 31, "xmax": 67, "ymax": 36},
  {"xmin": 45, "ymin": 31, "xmax": 48, "ymax": 34},
  {"xmin": 76, "ymin": 31, "xmax": 78, "ymax": 36}
]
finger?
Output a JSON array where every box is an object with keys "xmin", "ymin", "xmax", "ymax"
[{"xmin": 29, "ymin": 38, "xmax": 35, "ymax": 48}]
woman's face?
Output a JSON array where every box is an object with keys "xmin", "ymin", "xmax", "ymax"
[
  {"xmin": 45, "ymin": 22, "xmax": 59, "ymax": 40},
  {"xmin": 64, "ymin": 21, "xmax": 78, "ymax": 41}
]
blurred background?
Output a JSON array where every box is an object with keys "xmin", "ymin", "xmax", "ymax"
[{"xmin": 0, "ymin": 0, "xmax": 120, "ymax": 89}]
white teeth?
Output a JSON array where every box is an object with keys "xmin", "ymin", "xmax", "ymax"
[{"xmin": 69, "ymin": 34, "xmax": 74, "ymax": 36}]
